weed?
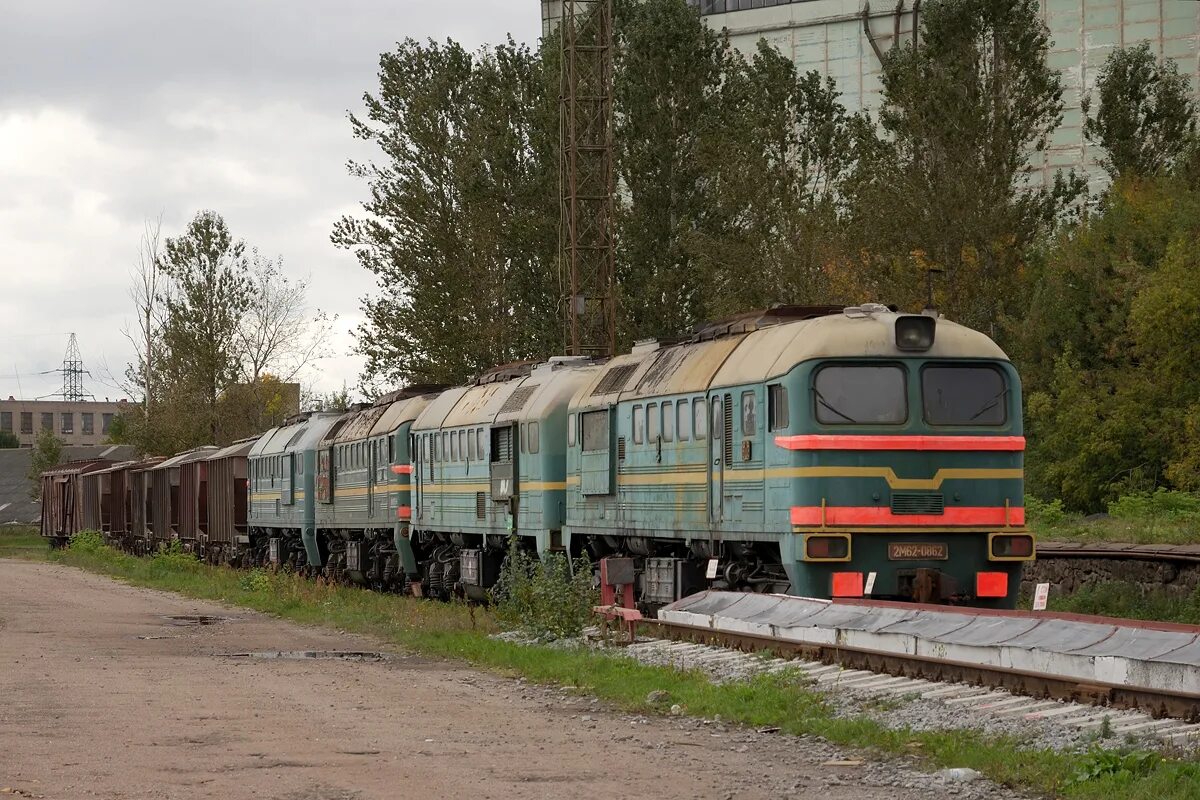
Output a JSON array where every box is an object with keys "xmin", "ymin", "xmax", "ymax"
[
  {"xmin": 239, "ymin": 568, "xmax": 272, "ymax": 593},
  {"xmin": 862, "ymin": 695, "xmax": 909, "ymax": 712},
  {"xmin": 1066, "ymin": 748, "xmax": 1160, "ymax": 786},
  {"xmin": 149, "ymin": 539, "xmax": 200, "ymax": 575},
  {"xmin": 490, "ymin": 537, "xmax": 596, "ymax": 639},
  {"xmin": 68, "ymin": 530, "xmax": 106, "ymax": 553}
]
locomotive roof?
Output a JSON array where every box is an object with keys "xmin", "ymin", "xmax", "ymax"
[
  {"xmin": 324, "ymin": 403, "xmax": 389, "ymax": 445},
  {"xmin": 369, "ymin": 393, "xmax": 434, "ymax": 438},
  {"xmin": 571, "ymin": 309, "xmax": 1007, "ymax": 407},
  {"xmin": 249, "ymin": 412, "xmax": 341, "ymax": 457},
  {"xmin": 413, "ymin": 358, "xmax": 600, "ymax": 431}
]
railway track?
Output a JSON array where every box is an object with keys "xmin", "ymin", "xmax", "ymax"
[
  {"xmin": 609, "ymin": 590, "xmax": 1200, "ymax": 748},
  {"xmin": 1036, "ymin": 540, "xmax": 1200, "ymax": 564},
  {"xmin": 645, "ymin": 618, "xmax": 1200, "ymax": 725}
]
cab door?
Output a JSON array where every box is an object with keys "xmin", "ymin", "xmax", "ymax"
[
  {"xmin": 283, "ymin": 453, "xmax": 295, "ymax": 505},
  {"xmin": 708, "ymin": 395, "xmax": 725, "ymax": 525},
  {"xmin": 489, "ymin": 424, "xmax": 518, "ymax": 533},
  {"xmin": 367, "ymin": 440, "xmax": 376, "ymax": 518}
]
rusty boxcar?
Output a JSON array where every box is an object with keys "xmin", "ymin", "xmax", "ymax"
[
  {"xmin": 127, "ymin": 458, "xmax": 165, "ymax": 553},
  {"xmin": 40, "ymin": 459, "xmax": 115, "ymax": 545},
  {"xmin": 202, "ymin": 437, "xmax": 258, "ymax": 564},
  {"xmin": 149, "ymin": 447, "xmax": 218, "ymax": 548}
]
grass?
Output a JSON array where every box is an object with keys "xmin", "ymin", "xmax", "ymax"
[
  {"xmin": 3, "ymin": 527, "xmax": 1200, "ymax": 798},
  {"xmin": 1046, "ymin": 581, "xmax": 1200, "ymax": 625},
  {"xmin": 1033, "ymin": 516, "xmax": 1200, "ymax": 546},
  {"xmin": 1029, "ymin": 491, "xmax": 1200, "ymax": 546},
  {"xmin": 0, "ymin": 524, "xmax": 50, "ymax": 559}
]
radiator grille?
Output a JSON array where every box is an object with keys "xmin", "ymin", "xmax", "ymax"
[
  {"xmin": 592, "ymin": 364, "xmax": 637, "ymax": 396},
  {"xmin": 476, "ymin": 491, "xmax": 486, "ymax": 519},
  {"xmin": 499, "ymin": 386, "xmax": 538, "ymax": 414},
  {"xmin": 617, "ymin": 436, "xmax": 626, "ymax": 461},
  {"xmin": 890, "ymin": 492, "xmax": 945, "ymax": 515}
]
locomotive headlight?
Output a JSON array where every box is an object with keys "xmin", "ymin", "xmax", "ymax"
[
  {"xmin": 895, "ymin": 315, "xmax": 936, "ymax": 351},
  {"xmin": 803, "ymin": 534, "xmax": 852, "ymax": 562},
  {"xmin": 988, "ymin": 533, "xmax": 1035, "ymax": 560}
]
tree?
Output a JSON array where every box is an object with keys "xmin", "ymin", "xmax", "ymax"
[
  {"xmin": 118, "ymin": 211, "xmax": 330, "ymax": 455},
  {"xmin": 613, "ymin": 0, "xmax": 726, "ymax": 340},
  {"xmin": 1020, "ymin": 177, "xmax": 1200, "ymax": 509},
  {"xmin": 842, "ymin": 0, "xmax": 1083, "ymax": 330},
  {"xmin": 0, "ymin": 431, "xmax": 18, "ymax": 449},
  {"xmin": 334, "ymin": 37, "xmax": 559, "ymax": 388},
  {"xmin": 27, "ymin": 428, "xmax": 64, "ymax": 500},
  {"xmin": 121, "ymin": 216, "xmax": 166, "ymax": 418},
  {"xmin": 305, "ymin": 383, "xmax": 354, "ymax": 413},
  {"xmin": 684, "ymin": 41, "xmax": 857, "ymax": 316},
  {"xmin": 238, "ymin": 253, "xmax": 334, "ymax": 386},
  {"xmin": 1083, "ymin": 43, "xmax": 1197, "ymax": 180},
  {"xmin": 158, "ymin": 211, "xmax": 255, "ymax": 442}
]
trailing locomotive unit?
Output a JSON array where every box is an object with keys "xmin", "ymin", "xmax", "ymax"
[
  {"xmin": 564, "ymin": 304, "xmax": 1032, "ymax": 608},
  {"xmin": 313, "ymin": 387, "xmax": 436, "ymax": 590},
  {"xmin": 409, "ymin": 357, "xmax": 600, "ymax": 600},
  {"xmin": 248, "ymin": 411, "xmax": 342, "ymax": 568}
]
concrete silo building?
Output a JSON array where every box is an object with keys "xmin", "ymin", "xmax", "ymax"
[{"xmin": 541, "ymin": 0, "xmax": 1200, "ymax": 182}]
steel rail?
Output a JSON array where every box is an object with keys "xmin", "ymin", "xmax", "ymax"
[
  {"xmin": 642, "ymin": 618, "xmax": 1200, "ymax": 722},
  {"xmin": 1036, "ymin": 541, "xmax": 1200, "ymax": 564}
]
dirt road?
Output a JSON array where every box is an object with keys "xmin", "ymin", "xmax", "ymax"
[{"xmin": 0, "ymin": 560, "xmax": 1010, "ymax": 799}]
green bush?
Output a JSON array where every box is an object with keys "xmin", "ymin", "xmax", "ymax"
[
  {"xmin": 239, "ymin": 568, "xmax": 273, "ymax": 593},
  {"xmin": 490, "ymin": 537, "xmax": 597, "ymax": 640},
  {"xmin": 1025, "ymin": 495, "xmax": 1067, "ymax": 527},
  {"xmin": 1107, "ymin": 489, "xmax": 1200, "ymax": 520},
  {"xmin": 149, "ymin": 539, "xmax": 200, "ymax": 574},
  {"xmin": 68, "ymin": 530, "xmax": 107, "ymax": 553}
]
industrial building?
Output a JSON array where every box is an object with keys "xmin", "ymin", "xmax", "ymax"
[
  {"xmin": 0, "ymin": 397, "xmax": 130, "ymax": 448},
  {"xmin": 541, "ymin": 0, "xmax": 1200, "ymax": 183}
]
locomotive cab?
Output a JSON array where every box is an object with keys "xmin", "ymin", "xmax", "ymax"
[{"xmin": 773, "ymin": 309, "xmax": 1031, "ymax": 607}]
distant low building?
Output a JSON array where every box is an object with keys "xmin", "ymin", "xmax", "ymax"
[{"xmin": 0, "ymin": 397, "xmax": 130, "ymax": 448}]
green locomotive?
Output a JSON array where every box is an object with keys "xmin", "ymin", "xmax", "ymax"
[{"xmin": 563, "ymin": 304, "xmax": 1031, "ymax": 608}]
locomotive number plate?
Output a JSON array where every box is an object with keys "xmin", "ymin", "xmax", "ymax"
[{"xmin": 888, "ymin": 543, "xmax": 948, "ymax": 560}]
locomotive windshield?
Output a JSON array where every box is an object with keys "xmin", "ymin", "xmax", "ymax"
[
  {"xmin": 922, "ymin": 365, "xmax": 1008, "ymax": 425},
  {"xmin": 813, "ymin": 365, "xmax": 906, "ymax": 424}
]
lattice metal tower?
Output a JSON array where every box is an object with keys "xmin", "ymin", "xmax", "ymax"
[
  {"xmin": 58, "ymin": 333, "xmax": 93, "ymax": 401},
  {"xmin": 560, "ymin": 0, "xmax": 617, "ymax": 358}
]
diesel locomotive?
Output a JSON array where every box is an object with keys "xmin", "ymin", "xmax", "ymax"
[{"xmin": 52, "ymin": 304, "xmax": 1033, "ymax": 608}]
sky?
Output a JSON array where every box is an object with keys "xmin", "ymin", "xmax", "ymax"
[{"xmin": 0, "ymin": 1, "xmax": 542, "ymax": 403}]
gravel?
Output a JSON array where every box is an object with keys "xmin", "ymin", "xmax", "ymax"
[{"xmin": 515, "ymin": 677, "xmax": 1033, "ymax": 800}]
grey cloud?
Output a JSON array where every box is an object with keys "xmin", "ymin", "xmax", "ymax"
[{"xmin": 1, "ymin": 1, "xmax": 541, "ymax": 400}]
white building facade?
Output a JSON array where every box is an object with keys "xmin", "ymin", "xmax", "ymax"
[{"xmin": 542, "ymin": 0, "xmax": 1200, "ymax": 182}]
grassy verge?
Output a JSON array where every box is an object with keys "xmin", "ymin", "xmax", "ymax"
[
  {"xmin": 0, "ymin": 525, "xmax": 49, "ymax": 559},
  {"xmin": 4, "ymin": 529, "xmax": 1199, "ymax": 798},
  {"xmin": 1033, "ymin": 516, "xmax": 1199, "ymax": 546},
  {"xmin": 1029, "ymin": 491, "xmax": 1200, "ymax": 546},
  {"xmin": 1046, "ymin": 581, "xmax": 1200, "ymax": 625}
]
